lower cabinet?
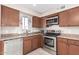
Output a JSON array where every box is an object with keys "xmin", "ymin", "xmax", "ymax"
[
  {"xmin": 57, "ymin": 38, "xmax": 68, "ymax": 55},
  {"xmin": 57, "ymin": 37, "xmax": 79, "ymax": 55},
  {"xmin": 23, "ymin": 35, "xmax": 43, "ymax": 55},
  {"xmin": 32, "ymin": 36, "xmax": 39, "ymax": 50},
  {"xmin": 38, "ymin": 35, "xmax": 44, "ymax": 48},
  {"xmin": 23, "ymin": 37, "xmax": 32, "ymax": 55},
  {"xmin": 68, "ymin": 44, "xmax": 79, "ymax": 55},
  {"xmin": 32, "ymin": 35, "xmax": 43, "ymax": 50},
  {"xmin": 0, "ymin": 41, "xmax": 4, "ymax": 55}
]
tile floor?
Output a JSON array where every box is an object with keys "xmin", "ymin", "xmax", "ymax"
[{"xmin": 27, "ymin": 48, "xmax": 56, "ymax": 55}]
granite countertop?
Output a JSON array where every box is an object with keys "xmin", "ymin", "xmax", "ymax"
[
  {"xmin": 0, "ymin": 32, "xmax": 42, "ymax": 41},
  {"xmin": 57, "ymin": 34, "xmax": 79, "ymax": 40}
]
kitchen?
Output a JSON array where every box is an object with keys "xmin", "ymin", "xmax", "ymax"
[{"xmin": 0, "ymin": 4, "xmax": 79, "ymax": 55}]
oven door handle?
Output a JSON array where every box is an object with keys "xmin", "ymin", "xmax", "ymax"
[{"xmin": 44, "ymin": 37, "xmax": 55, "ymax": 40}]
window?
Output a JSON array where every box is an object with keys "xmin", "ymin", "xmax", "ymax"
[{"xmin": 22, "ymin": 16, "xmax": 29, "ymax": 30}]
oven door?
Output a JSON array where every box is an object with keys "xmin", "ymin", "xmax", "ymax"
[{"xmin": 44, "ymin": 36, "xmax": 55, "ymax": 47}]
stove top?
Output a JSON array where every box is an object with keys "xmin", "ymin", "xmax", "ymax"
[{"xmin": 44, "ymin": 33, "xmax": 60, "ymax": 37}]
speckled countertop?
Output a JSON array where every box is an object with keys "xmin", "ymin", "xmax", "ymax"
[
  {"xmin": 57, "ymin": 34, "xmax": 79, "ymax": 40},
  {"xmin": 0, "ymin": 32, "xmax": 42, "ymax": 41}
]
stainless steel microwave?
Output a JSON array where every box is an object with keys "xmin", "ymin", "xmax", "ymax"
[{"xmin": 46, "ymin": 16, "xmax": 59, "ymax": 27}]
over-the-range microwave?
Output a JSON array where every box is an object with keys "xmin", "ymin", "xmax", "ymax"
[{"xmin": 46, "ymin": 16, "xmax": 59, "ymax": 27}]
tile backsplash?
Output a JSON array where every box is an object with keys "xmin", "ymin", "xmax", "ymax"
[
  {"xmin": 1, "ymin": 25, "xmax": 79, "ymax": 34},
  {"xmin": 46, "ymin": 25, "xmax": 79, "ymax": 34},
  {"xmin": 1, "ymin": 27, "xmax": 41, "ymax": 34},
  {"xmin": 1, "ymin": 27, "xmax": 22, "ymax": 34}
]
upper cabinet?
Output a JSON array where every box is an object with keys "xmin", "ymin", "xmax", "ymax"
[
  {"xmin": 1, "ymin": 5, "xmax": 19, "ymax": 27},
  {"xmin": 32, "ymin": 16, "xmax": 43, "ymax": 28},
  {"xmin": 59, "ymin": 11, "xmax": 69, "ymax": 27},
  {"xmin": 68, "ymin": 7, "xmax": 79, "ymax": 26},
  {"xmin": 59, "ymin": 6, "xmax": 79, "ymax": 27},
  {"xmin": 0, "ymin": 6, "xmax": 1, "ymax": 27}
]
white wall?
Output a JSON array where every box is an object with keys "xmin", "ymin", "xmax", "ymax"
[
  {"xmin": 45, "ymin": 25, "xmax": 79, "ymax": 34},
  {"xmin": 39, "ymin": 4, "xmax": 79, "ymax": 17}
]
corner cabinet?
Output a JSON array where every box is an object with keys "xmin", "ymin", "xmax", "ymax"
[
  {"xmin": 59, "ymin": 6, "xmax": 79, "ymax": 27},
  {"xmin": 1, "ymin": 5, "xmax": 19, "ymax": 27},
  {"xmin": 23, "ymin": 34, "xmax": 43, "ymax": 55},
  {"xmin": 23, "ymin": 34, "xmax": 44, "ymax": 55},
  {"xmin": 32, "ymin": 35, "xmax": 43, "ymax": 50},
  {"xmin": 32, "ymin": 16, "xmax": 43, "ymax": 28}
]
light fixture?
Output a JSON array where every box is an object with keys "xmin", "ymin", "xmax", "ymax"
[{"xmin": 33, "ymin": 4, "xmax": 37, "ymax": 6}]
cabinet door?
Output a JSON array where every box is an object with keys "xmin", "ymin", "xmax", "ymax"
[
  {"xmin": 32, "ymin": 36, "xmax": 39, "ymax": 50},
  {"xmin": 0, "ymin": 5, "xmax": 1, "ymax": 26},
  {"xmin": 69, "ymin": 44, "xmax": 79, "ymax": 55},
  {"xmin": 68, "ymin": 7, "xmax": 79, "ymax": 26},
  {"xmin": 23, "ymin": 38, "xmax": 32, "ymax": 55},
  {"xmin": 1, "ymin": 5, "xmax": 8, "ymax": 26},
  {"xmin": 0, "ymin": 41, "xmax": 4, "ymax": 55},
  {"xmin": 38, "ymin": 35, "xmax": 44, "ymax": 48},
  {"xmin": 1, "ymin": 5, "xmax": 19, "ymax": 26},
  {"xmin": 32, "ymin": 16, "xmax": 42, "ymax": 28},
  {"xmin": 57, "ymin": 38, "xmax": 68, "ymax": 55},
  {"xmin": 59, "ymin": 11, "xmax": 69, "ymax": 27}
]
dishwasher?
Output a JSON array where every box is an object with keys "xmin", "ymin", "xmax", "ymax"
[{"xmin": 4, "ymin": 38, "xmax": 23, "ymax": 55}]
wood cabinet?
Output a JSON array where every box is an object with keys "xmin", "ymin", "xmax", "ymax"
[
  {"xmin": 23, "ymin": 37, "xmax": 32, "ymax": 55},
  {"xmin": 68, "ymin": 40, "xmax": 79, "ymax": 55},
  {"xmin": 59, "ymin": 11, "xmax": 69, "ymax": 27},
  {"xmin": 1, "ymin": 5, "xmax": 19, "ymax": 26},
  {"xmin": 0, "ymin": 41, "xmax": 4, "ymax": 55},
  {"xmin": 38, "ymin": 35, "xmax": 44, "ymax": 47},
  {"xmin": 32, "ymin": 35, "xmax": 43, "ymax": 50},
  {"xmin": 57, "ymin": 37, "xmax": 68, "ymax": 55},
  {"xmin": 68, "ymin": 7, "xmax": 79, "ymax": 26},
  {"xmin": 32, "ymin": 35, "xmax": 39, "ymax": 50},
  {"xmin": 68, "ymin": 44, "xmax": 79, "ymax": 55},
  {"xmin": 32, "ymin": 16, "xmax": 43, "ymax": 28},
  {"xmin": 57, "ymin": 37, "xmax": 79, "ymax": 55},
  {"xmin": 0, "ymin": 5, "xmax": 1, "ymax": 27},
  {"xmin": 23, "ymin": 34, "xmax": 43, "ymax": 55},
  {"xmin": 59, "ymin": 6, "xmax": 79, "ymax": 27}
]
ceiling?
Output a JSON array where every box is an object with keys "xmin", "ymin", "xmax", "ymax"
[
  {"xmin": 4, "ymin": 4, "xmax": 79, "ymax": 17},
  {"xmin": 15, "ymin": 4, "xmax": 64, "ymax": 14}
]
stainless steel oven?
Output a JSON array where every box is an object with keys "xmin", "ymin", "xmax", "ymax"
[
  {"xmin": 44, "ymin": 36, "xmax": 56, "ymax": 51},
  {"xmin": 43, "ymin": 30, "xmax": 61, "ymax": 52}
]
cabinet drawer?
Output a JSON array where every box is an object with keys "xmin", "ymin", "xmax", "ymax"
[
  {"xmin": 68, "ymin": 39, "xmax": 79, "ymax": 46},
  {"xmin": 23, "ymin": 37, "xmax": 32, "ymax": 41},
  {"xmin": 57, "ymin": 37, "xmax": 68, "ymax": 43}
]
